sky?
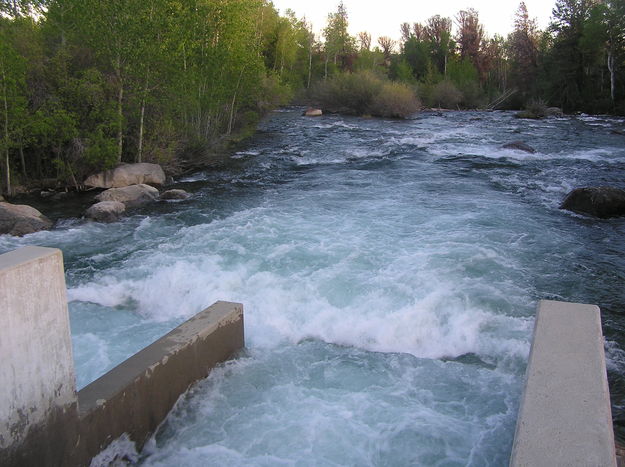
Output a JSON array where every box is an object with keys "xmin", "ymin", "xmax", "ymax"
[{"xmin": 270, "ymin": 0, "xmax": 556, "ymax": 42}]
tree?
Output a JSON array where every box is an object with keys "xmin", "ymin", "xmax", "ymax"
[
  {"xmin": 603, "ymin": 0, "xmax": 625, "ymax": 106},
  {"xmin": 378, "ymin": 36, "xmax": 395, "ymax": 62},
  {"xmin": 0, "ymin": 19, "xmax": 28, "ymax": 195},
  {"xmin": 358, "ymin": 31, "xmax": 371, "ymax": 51},
  {"xmin": 323, "ymin": 1, "xmax": 355, "ymax": 77},
  {"xmin": 546, "ymin": 0, "xmax": 600, "ymax": 110},
  {"xmin": 425, "ymin": 15, "xmax": 454, "ymax": 76},
  {"xmin": 402, "ymin": 36, "xmax": 431, "ymax": 81},
  {"xmin": 455, "ymin": 9, "xmax": 485, "ymax": 79},
  {"xmin": 509, "ymin": 2, "xmax": 540, "ymax": 99}
]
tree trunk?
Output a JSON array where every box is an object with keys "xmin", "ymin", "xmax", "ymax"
[
  {"xmin": 324, "ymin": 54, "xmax": 329, "ymax": 80},
  {"xmin": 1, "ymin": 64, "xmax": 11, "ymax": 196},
  {"xmin": 227, "ymin": 70, "xmax": 244, "ymax": 136},
  {"xmin": 137, "ymin": 68, "xmax": 150, "ymax": 164},
  {"xmin": 307, "ymin": 46, "xmax": 313, "ymax": 89},
  {"xmin": 116, "ymin": 81, "xmax": 123, "ymax": 164},
  {"xmin": 19, "ymin": 141, "xmax": 26, "ymax": 177},
  {"xmin": 607, "ymin": 49, "xmax": 615, "ymax": 105},
  {"xmin": 137, "ymin": 100, "xmax": 145, "ymax": 163}
]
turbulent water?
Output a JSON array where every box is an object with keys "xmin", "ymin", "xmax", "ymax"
[{"xmin": 2, "ymin": 109, "xmax": 625, "ymax": 466}]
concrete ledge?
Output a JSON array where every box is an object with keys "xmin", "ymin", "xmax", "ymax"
[
  {"xmin": 510, "ymin": 300, "xmax": 616, "ymax": 467},
  {"xmin": 0, "ymin": 246, "xmax": 77, "ymax": 467},
  {"xmin": 76, "ymin": 301, "xmax": 244, "ymax": 463}
]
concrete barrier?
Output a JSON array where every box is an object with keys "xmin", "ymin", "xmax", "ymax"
[
  {"xmin": 0, "ymin": 246, "xmax": 244, "ymax": 466},
  {"xmin": 76, "ymin": 301, "xmax": 244, "ymax": 462},
  {"xmin": 510, "ymin": 300, "xmax": 616, "ymax": 467},
  {"xmin": 0, "ymin": 246, "xmax": 78, "ymax": 467}
]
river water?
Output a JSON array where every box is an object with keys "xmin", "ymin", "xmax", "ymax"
[{"xmin": 2, "ymin": 109, "xmax": 625, "ymax": 465}]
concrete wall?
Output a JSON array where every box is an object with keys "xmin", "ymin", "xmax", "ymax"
[
  {"xmin": 76, "ymin": 301, "xmax": 244, "ymax": 463},
  {"xmin": 1, "ymin": 245, "xmax": 244, "ymax": 466},
  {"xmin": 510, "ymin": 300, "xmax": 616, "ymax": 467},
  {"xmin": 0, "ymin": 246, "xmax": 78, "ymax": 466}
]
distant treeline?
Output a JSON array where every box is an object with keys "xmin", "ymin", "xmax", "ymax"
[{"xmin": 1, "ymin": 0, "xmax": 624, "ymax": 195}]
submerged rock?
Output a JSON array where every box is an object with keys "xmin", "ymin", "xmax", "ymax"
[
  {"xmin": 84, "ymin": 163, "xmax": 166, "ymax": 189},
  {"xmin": 160, "ymin": 189, "xmax": 190, "ymax": 200},
  {"xmin": 560, "ymin": 187, "xmax": 625, "ymax": 219},
  {"xmin": 85, "ymin": 201, "xmax": 126, "ymax": 223},
  {"xmin": 95, "ymin": 184, "xmax": 159, "ymax": 208},
  {"xmin": 303, "ymin": 108, "xmax": 322, "ymax": 117},
  {"xmin": 0, "ymin": 202, "xmax": 52, "ymax": 236},
  {"xmin": 545, "ymin": 107, "xmax": 563, "ymax": 117},
  {"xmin": 503, "ymin": 141, "xmax": 537, "ymax": 154}
]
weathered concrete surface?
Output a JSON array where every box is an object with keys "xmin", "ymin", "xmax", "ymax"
[
  {"xmin": 0, "ymin": 246, "xmax": 78, "ymax": 466},
  {"xmin": 510, "ymin": 300, "xmax": 616, "ymax": 467},
  {"xmin": 76, "ymin": 301, "xmax": 244, "ymax": 463}
]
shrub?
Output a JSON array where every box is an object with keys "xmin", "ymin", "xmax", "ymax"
[
  {"xmin": 370, "ymin": 82, "xmax": 420, "ymax": 118},
  {"xmin": 313, "ymin": 71, "xmax": 419, "ymax": 118},
  {"xmin": 516, "ymin": 99, "xmax": 548, "ymax": 119},
  {"xmin": 430, "ymin": 80, "xmax": 463, "ymax": 109},
  {"xmin": 314, "ymin": 70, "xmax": 382, "ymax": 115}
]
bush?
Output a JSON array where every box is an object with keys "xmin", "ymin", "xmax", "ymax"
[
  {"xmin": 313, "ymin": 70, "xmax": 382, "ymax": 115},
  {"xmin": 429, "ymin": 80, "xmax": 463, "ymax": 109},
  {"xmin": 371, "ymin": 82, "xmax": 420, "ymax": 118},
  {"xmin": 516, "ymin": 99, "xmax": 548, "ymax": 119},
  {"xmin": 313, "ymin": 71, "xmax": 419, "ymax": 118}
]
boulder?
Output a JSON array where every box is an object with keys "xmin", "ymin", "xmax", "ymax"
[
  {"xmin": 545, "ymin": 107, "xmax": 563, "ymax": 117},
  {"xmin": 560, "ymin": 187, "xmax": 625, "ymax": 219},
  {"xmin": 503, "ymin": 141, "xmax": 537, "ymax": 154},
  {"xmin": 160, "ymin": 189, "xmax": 190, "ymax": 200},
  {"xmin": 303, "ymin": 108, "xmax": 322, "ymax": 117},
  {"xmin": 85, "ymin": 201, "xmax": 126, "ymax": 223},
  {"xmin": 0, "ymin": 202, "xmax": 53, "ymax": 236},
  {"xmin": 95, "ymin": 184, "xmax": 159, "ymax": 208},
  {"xmin": 84, "ymin": 163, "xmax": 166, "ymax": 189}
]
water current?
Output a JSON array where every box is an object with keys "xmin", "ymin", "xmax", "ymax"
[{"xmin": 2, "ymin": 109, "xmax": 625, "ymax": 465}]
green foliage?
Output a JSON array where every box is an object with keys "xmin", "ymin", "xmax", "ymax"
[
  {"xmin": 429, "ymin": 80, "xmax": 463, "ymax": 109},
  {"xmin": 371, "ymin": 82, "xmax": 421, "ymax": 118},
  {"xmin": 313, "ymin": 70, "xmax": 419, "ymax": 118}
]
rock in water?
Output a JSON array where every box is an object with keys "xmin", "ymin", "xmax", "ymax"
[
  {"xmin": 561, "ymin": 187, "xmax": 625, "ymax": 218},
  {"xmin": 84, "ymin": 163, "xmax": 166, "ymax": 188},
  {"xmin": 160, "ymin": 189, "xmax": 190, "ymax": 200},
  {"xmin": 95, "ymin": 184, "xmax": 159, "ymax": 208},
  {"xmin": 545, "ymin": 107, "xmax": 563, "ymax": 117},
  {"xmin": 0, "ymin": 202, "xmax": 53, "ymax": 236},
  {"xmin": 85, "ymin": 201, "xmax": 126, "ymax": 223},
  {"xmin": 303, "ymin": 108, "xmax": 322, "ymax": 117},
  {"xmin": 503, "ymin": 141, "xmax": 537, "ymax": 154}
]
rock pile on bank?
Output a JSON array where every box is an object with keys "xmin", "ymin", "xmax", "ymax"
[{"xmin": 83, "ymin": 163, "xmax": 191, "ymax": 223}]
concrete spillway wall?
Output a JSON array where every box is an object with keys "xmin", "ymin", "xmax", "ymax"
[
  {"xmin": 510, "ymin": 300, "xmax": 616, "ymax": 466},
  {"xmin": 0, "ymin": 246, "xmax": 244, "ymax": 466}
]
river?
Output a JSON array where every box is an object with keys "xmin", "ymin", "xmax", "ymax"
[{"xmin": 2, "ymin": 108, "xmax": 625, "ymax": 465}]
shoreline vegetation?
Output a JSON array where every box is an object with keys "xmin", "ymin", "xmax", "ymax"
[{"xmin": 0, "ymin": 0, "xmax": 624, "ymax": 198}]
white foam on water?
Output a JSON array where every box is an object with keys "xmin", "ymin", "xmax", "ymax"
[
  {"xmin": 141, "ymin": 342, "xmax": 521, "ymax": 466},
  {"xmin": 90, "ymin": 434, "xmax": 139, "ymax": 467}
]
